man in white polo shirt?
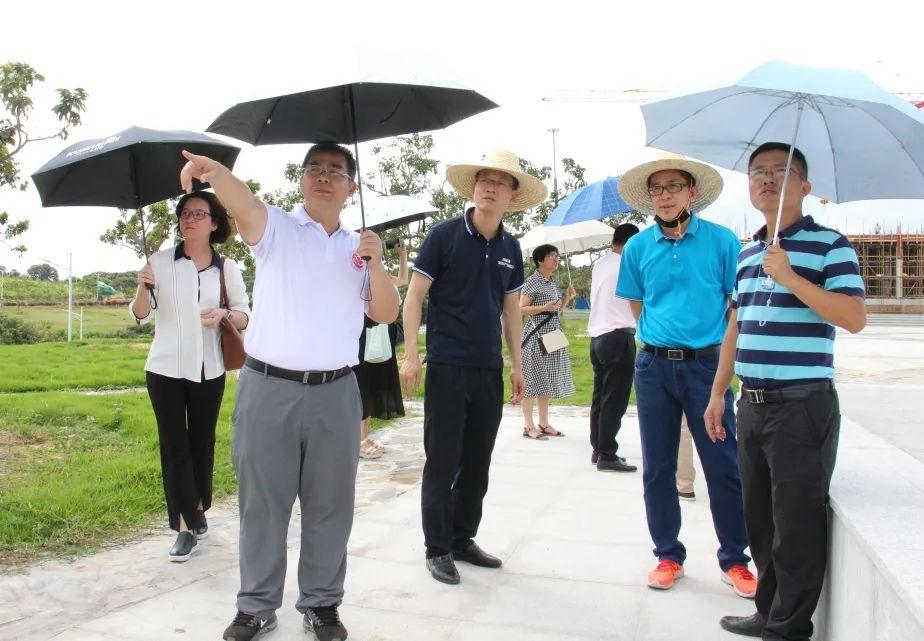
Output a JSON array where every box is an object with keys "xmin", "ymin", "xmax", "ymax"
[
  {"xmin": 180, "ymin": 143, "xmax": 399, "ymax": 641},
  {"xmin": 588, "ymin": 223, "xmax": 640, "ymax": 472}
]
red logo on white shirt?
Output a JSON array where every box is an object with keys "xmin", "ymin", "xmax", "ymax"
[{"xmin": 351, "ymin": 253, "xmax": 365, "ymax": 271}]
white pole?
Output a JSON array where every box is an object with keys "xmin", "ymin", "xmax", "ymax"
[
  {"xmin": 67, "ymin": 252, "xmax": 73, "ymax": 342},
  {"xmin": 771, "ymin": 102, "xmax": 805, "ymax": 247},
  {"xmin": 79, "ymin": 307, "xmax": 84, "ymax": 340}
]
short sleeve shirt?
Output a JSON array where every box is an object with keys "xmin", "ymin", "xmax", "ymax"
[{"xmin": 413, "ymin": 209, "xmax": 524, "ymax": 369}]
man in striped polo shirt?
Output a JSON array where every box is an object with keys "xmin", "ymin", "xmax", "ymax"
[{"xmin": 705, "ymin": 143, "xmax": 866, "ymax": 641}]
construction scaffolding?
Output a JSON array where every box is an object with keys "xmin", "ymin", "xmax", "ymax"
[{"xmin": 848, "ymin": 234, "xmax": 924, "ymax": 306}]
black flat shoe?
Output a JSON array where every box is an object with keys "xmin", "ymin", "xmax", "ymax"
[
  {"xmin": 195, "ymin": 510, "xmax": 208, "ymax": 539},
  {"xmin": 426, "ymin": 554, "xmax": 460, "ymax": 584},
  {"xmin": 168, "ymin": 531, "xmax": 197, "ymax": 562},
  {"xmin": 453, "ymin": 541, "xmax": 502, "ymax": 568},
  {"xmin": 719, "ymin": 612, "xmax": 766, "ymax": 637},
  {"xmin": 597, "ymin": 457, "xmax": 637, "ymax": 472}
]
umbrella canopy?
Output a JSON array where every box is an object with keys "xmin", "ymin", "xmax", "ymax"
[
  {"xmin": 641, "ymin": 60, "xmax": 924, "ymax": 204},
  {"xmin": 340, "ymin": 195, "xmax": 436, "ymax": 233},
  {"xmin": 543, "ymin": 176, "xmax": 633, "ymax": 226},
  {"xmin": 205, "ymin": 54, "xmax": 498, "ymax": 145},
  {"xmin": 519, "ymin": 220, "xmax": 615, "ymax": 255},
  {"xmin": 31, "ymin": 126, "xmax": 240, "ymax": 209}
]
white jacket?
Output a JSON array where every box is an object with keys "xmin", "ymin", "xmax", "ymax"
[{"xmin": 131, "ymin": 244, "xmax": 250, "ymax": 382}]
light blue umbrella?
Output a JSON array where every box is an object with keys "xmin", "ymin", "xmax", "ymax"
[
  {"xmin": 642, "ymin": 60, "xmax": 924, "ymax": 245},
  {"xmin": 543, "ymin": 176, "xmax": 633, "ymax": 226}
]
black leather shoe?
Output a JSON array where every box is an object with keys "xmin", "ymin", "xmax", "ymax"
[
  {"xmin": 591, "ymin": 451, "xmax": 598, "ymax": 465},
  {"xmin": 427, "ymin": 554, "xmax": 460, "ymax": 584},
  {"xmin": 303, "ymin": 605, "xmax": 348, "ymax": 641},
  {"xmin": 195, "ymin": 510, "xmax": 208, "ymax": 539},
  {"xmin": 168, "ymin": 531, "xmax": 197, "ymax": 562},
  {"xmin": 453, "ymin": 541, "xmax": 502, "ymax": 568},
  {"xmin": 597, "ymin": 457, "xmax": 637, "ymax": 472},
  {"xmin": 719, "ymin": 612, "xmax": 766, "ymax": 637}
]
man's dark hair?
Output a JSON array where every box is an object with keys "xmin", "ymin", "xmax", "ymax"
[
  {"xmin": 612, "ymin": 223, "xmax": 640, "ymax": 247},
  {"xmin": 748, "ymin": 142, "xmax": 809, "ymax": 179},
  {"xmin": 647, "ymin": 169, "xmax": 695, "ymax": 188},
  {"xmin": 476, "ymin": 168, "xmax": 520, "ymax": 190},
  {"xmin": 531, "ymin": 244, "xmax": 559, "ymax": 268},
  {"xmin": 175, "ymin": 190, "xmax": 232, "ymax": 244},
  {"xmin": 301, "ymin": 142, "xmax": 357, "ymax": 180}
]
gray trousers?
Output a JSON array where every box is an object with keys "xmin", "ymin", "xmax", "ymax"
[{"xmin": 232, "ymin": 365, "xmax": 361, "ymax": 618}]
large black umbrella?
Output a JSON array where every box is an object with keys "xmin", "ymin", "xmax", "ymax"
[
  {"xmin": 32, "ymin": 126, "xmax": 240, "ymax": 210},
  {"xmin": 205, "ymin": 58, "xmax": 497, "ymax": 227}
]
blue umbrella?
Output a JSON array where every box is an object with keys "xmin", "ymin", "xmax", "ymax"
[
  {"xmin": 642, "ymin": 60, "xmax": 924, "ymax": 245},
  {"xmin": 544, "ymin": 176, "xmax": 633, "ymax": 226}
]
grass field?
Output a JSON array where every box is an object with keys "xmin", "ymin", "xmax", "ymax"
[
  {"xmin": 0, "ymin": 340, "xmax": 150, "ymax": 392},
  {"xmin": 1, "ymin": 304, "xmax": 137, "ymax": 338}
]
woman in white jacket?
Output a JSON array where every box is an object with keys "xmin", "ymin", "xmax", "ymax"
[{"xmin": 130, "ymin": 190, "xmax": 250, "ymax": 562}]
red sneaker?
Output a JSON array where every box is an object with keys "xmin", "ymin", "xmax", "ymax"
[
  {"xmin": 647, "ymin": 560, "xmax": 684, "ymax": 590},
  {"xmin": 722, "ymin": 565, "xmax": 758, "ymax": 598}
]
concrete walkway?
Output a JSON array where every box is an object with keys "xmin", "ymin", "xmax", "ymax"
[{"xmin": 1, "ymin": 403, "xmax": 757, "ymax": 641}]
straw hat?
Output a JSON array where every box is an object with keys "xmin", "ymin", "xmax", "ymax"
[
  {"xmin": 446, "ymin": 149, "xmax": 548, "ymax": 212},
  {"xmin": 618, "ymin": 154, "xmax": 723, "ymax": 215}
]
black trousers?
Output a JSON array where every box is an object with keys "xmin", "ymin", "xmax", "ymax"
[
  {"xmin": 146, "ymin": 370, "xmax": 225, "ymax": 532},
  {"xmin": 421, "ymin": 363, "xmax": 503, "ymax": 558},
  {"xmin": 589, "ymin": 329, "xmax": 636, "ymax": 459},
  {"xmin": 737, "ymin": 385, "xmax": 840, "ymax": 641}
]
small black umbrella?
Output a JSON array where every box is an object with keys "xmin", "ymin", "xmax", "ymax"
[
  {"xmin": 32, "ymin": 126, "xmax": 240, "ymax": 210},
  {"xmin": 205, "ymin": 60, "xmax": 497, "ymax": 227}
]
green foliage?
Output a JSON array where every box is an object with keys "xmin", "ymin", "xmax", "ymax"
[
  {"xmin": 0, "ymin": 340, "xmax": 149, "ymax": 391},
  {"xmin": 1, "ymin": 61, "xmax": 88, "ymax": 191},
  {"xmin": 0, "ymin": 311, "xmax": 43, "ymax": 344},
  {"xmin": 99, "ymin": 202, "xmax": 174, "ymax": 259},
  {"xmin": 0, "ymin": 209, "xmax": 28, "ymax": 254},
  {"xmin": 26, "ymin": 262, "xmax": 58, "ymax": 281}
]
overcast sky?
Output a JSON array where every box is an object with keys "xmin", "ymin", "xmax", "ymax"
[{"xmin": 2, "ymin": 0, "xmax": 923, "ymax": 276}]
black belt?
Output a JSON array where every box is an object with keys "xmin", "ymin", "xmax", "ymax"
[
  {"xmin": 641, "ymin": 343, "xmax": 720, "ymax": 361},
  {"xmin": 741, "ymin": 380, "xmax": 834, "ymax": 404},
  {"xmin": 244, "ymin": 357, "xmax": 352, "ymax": 385}
]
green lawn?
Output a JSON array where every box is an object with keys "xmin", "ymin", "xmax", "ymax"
[
  {"xmin": 0, "ymin": 340, "xmax": 150, "ymax": 392},
  {"xmin": 0, "ymin": 384, "xmax": 237, "ymax": 564},
  {"xmin": 1, "ymin": 304, "xmax": 137, "ymax": 338}
]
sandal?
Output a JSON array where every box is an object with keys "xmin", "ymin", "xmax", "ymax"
[
  {"xmin": 359, "ymin": 439, "xmax": 384, "ymax": 459},
  {"xmin": 523, "ymin": 426, "xmax": 549, "ymax": 440},
  {"xmin": 539, "ymin": 424, "xmax": 565, "ymax": 437}
]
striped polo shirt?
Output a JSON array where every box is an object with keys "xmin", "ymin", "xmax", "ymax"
[{"xmin": 732, "ymin": 215, "xmax": 865, "ymax": 389}]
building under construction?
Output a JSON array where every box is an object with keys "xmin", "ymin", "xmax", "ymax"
[{"xmin": 848, "ymin": 234, "xmax": 924, "ymax": 313}]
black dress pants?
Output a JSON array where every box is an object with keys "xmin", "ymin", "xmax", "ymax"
[
  {"xmin": 589, "ymin": 329, "xmax": 636, "ymax": 459},
  {"xmin": 736, "ymin": 385, "xmax": 840, "ymax": 641},
  {"xmin": 421, "ymin": 363, "xmax": 503, "ymax": 558},
  {"xmin": 146, "ymin": 370, "xmax": 225, "ymax": 531}
]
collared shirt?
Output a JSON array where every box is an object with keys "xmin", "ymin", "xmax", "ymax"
[
  {"xmin": 131, "ymin": 242, "xmax": 250, "ymax": 382},
  {"xmin": 244, "ymin": 204, "xmax": 369, "ymax": 371},
  {"xmin": 733, "ymin": 215, "xmax": 865, "ymax": 389},
  {"xmin": 588, "ymin": 250, "xmax": 636, "ymax": 337},
  {"xmin": 413, "ymin": 208, "xmax": 524, "ymax": 369},
  {"xmin": 616, "ymin": 215, "xmax": 739, "ymax": 349}
]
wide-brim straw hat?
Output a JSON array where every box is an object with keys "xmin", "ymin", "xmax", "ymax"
[
  {"xmin": 618, "ymin": 154, "xmax": 723, "ymax": 215},
  {"xmin": 446, "ymin": 149, "xmax": 548, "ymax": 212}
]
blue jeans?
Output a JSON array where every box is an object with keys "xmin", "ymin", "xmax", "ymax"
[{"xmin": 634, "ymin": 348, "xmax": 750, "ymax": 571}]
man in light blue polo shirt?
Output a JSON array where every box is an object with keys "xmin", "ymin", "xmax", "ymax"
[{"xmin": 616, "ymin": 155, "xmax": 757, "ymax": 598}]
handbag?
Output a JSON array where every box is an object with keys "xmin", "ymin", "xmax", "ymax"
[
  {"xmin": 539, "ymin": 328, "xmax": 570, "ymax": 354},
  {"xmin": 218, "ymin": 258, "xmax": 246, "ymax": 370},
  {"xmin": 364, "ymin": 323, "xmax": 393, "ymax": 363}
]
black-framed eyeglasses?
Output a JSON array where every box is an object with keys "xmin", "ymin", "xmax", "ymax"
[
  {"xmin": 179, "ymin": 208, "xmax": 211, "ymax": 221},
  {"xmin": 304, "ymin": 165, "xmax": 353, "ymax": 182},
  {"xmin": 647, "ymin": 182, "xmax": 689, "ymax": 197}
]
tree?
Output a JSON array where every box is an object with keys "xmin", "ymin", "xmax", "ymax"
[
  {"xmin": 99, "ymin": 201, "xmax": 175, "ymax": 260},
  {"xmin": 26, "ymin": 262, "xmax": 58, "ymax": 281},
  {"xmin": 1, "ymin": 62, "xmax": 88, "ymax": 190},
  {"xmin": 0, "ymin": 209, "xmax": 28, "ymax": 254}
]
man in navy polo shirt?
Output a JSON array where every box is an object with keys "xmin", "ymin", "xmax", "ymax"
[
  {"xmin": 708, "ymin": 143, "xmax": 865, "ymax": 641},
  {"xmin": 616, "ymin": 155, "xmax": 757, "ymax": 598},
  {"xmin": 401, "ymin": 149, "xmax": 547, "ymax": 585}
]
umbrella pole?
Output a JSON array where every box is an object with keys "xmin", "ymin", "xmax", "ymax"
[
  {"xmin": 137, "ymin": 207, "xmax": 157, "ymax": 308},
  {"xmin": 563, "ymin": 240, "xmax": 572, "ymax": 287},
  {"xmin": 771, "ymin": 101, "xmax": 805, "ymax": 247},
  {"xmin": 347, "ymin": 86, "xmax": 366, "ymax": 231}
]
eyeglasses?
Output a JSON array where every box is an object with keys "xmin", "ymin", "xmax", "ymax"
[
  {"xmin": 748, "ymin": 166, "xmax": 805, "ymax": 181},
  {"xmin": 647, "ymin": 182, "xmax": 689, "ymax": 197},
  {"xmin": 304, "ymin": 165, "xmax": 352, "ymax": 182},
  {"xmin": 476, "ymin": 177, "xmax": 515, "ymax": 190},
  {"xmin": 179, "ymin": 208, "xmax": 211, "ymax": 221}
]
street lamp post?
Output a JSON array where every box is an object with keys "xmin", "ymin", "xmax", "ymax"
[{"xmin": 548, "ymin": 128, "xmax": 559, "ymax": 206}]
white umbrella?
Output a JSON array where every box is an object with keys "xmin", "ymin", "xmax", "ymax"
[
  {"xmin": 341, "ymin": 195, "xmax": 437, "ymax": 233},
  {"xmin": 519, "ymin": 220, "xmax": 614, "ymax": 284}
]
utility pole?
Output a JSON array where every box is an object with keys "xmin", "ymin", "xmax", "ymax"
[{"xmin": 548, "ymin": 128, "xmax": 559, "ymax": 206}]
